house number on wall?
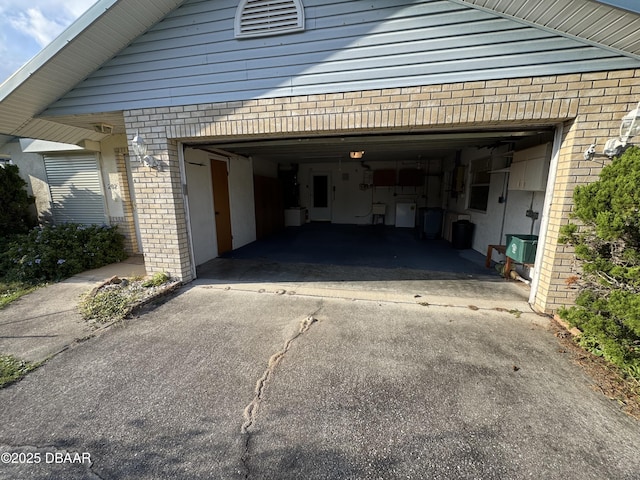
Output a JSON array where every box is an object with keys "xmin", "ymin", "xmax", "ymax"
[{"xmin": 107, "ymin": 173, "xmax": 122, "ymax": 204}]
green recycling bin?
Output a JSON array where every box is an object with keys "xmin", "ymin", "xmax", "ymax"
[{"xmin": 505, "ymin": 234, "xmax": 538, "ymax": 264}]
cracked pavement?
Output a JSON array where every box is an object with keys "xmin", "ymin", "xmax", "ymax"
[{"xmin": 0, "ymin": 283, "xmax": 639, "ymax": 479}]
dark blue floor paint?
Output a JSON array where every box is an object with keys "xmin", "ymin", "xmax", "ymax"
[{"xmin": 221, "ymin": 223, "xmax": 494, "ymax": 277}]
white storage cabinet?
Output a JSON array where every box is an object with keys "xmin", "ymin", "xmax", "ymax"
[{"xmin": 508, "ymin": 143, "xmax": 551, "ymax": 192}]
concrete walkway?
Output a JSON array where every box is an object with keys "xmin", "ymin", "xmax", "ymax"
[{"xmin": 0, "ymin": 256, "xmax": 145, "ymax": 363}]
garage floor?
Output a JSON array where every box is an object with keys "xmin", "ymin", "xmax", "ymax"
[
  {"xmin": 196, "ymin": 222, "xmax": 530, "ymax": 308},
  {"xmin": 216, "ymin": 223, "xmax": 494, "ymax": 276}
]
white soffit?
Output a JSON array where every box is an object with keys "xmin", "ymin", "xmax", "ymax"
[
  {"xmin": 452, "ymin": 0, "xmax": 640, "ymax": 59},
  {"xmin": 0, "ymin": 0, "xmax": 184, "ymax": 143},
  {"xmin": 19, "ymin": 139, "xmax": 85, "ymax": 153}
]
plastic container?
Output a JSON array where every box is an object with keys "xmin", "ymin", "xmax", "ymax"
[
  {"xmin": 505, "ymin": 234, "xmax": 538, "ymax": 263},
  {"xmin": 419, "ymin": 208, "xmax": 443, "ymax": 239},
  {"xmin": 452, "ymin": 220, "xmax": 474, "ymax": 249}
]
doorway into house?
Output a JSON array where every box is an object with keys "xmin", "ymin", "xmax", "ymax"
[
  {"xmin": 211, "ymin": 159, "xmax": 232, "ymax": 255},
  {"xmin": 309, "ymin": 173, "xmax": 331, "ymax": 221}
]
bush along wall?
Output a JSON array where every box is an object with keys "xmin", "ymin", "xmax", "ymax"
[
  {"xmin": 0, "ymin": 164, "xmax": 35, "ymax": 237},
  {"xmin": 0, "ymin": 224, "xmax": 127, "ymax": 283},
  {"xmin": 559, "ymin": 146, "xmax": 640, "ymax": 380}
]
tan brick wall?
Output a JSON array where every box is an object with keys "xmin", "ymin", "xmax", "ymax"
[
  {"xmin": 125, "ymin": 69, "xmax": 640, "ymax": 311},
  {"xmin": 121, "ymin": 117, "xmax": 192, "ymax": 281}
]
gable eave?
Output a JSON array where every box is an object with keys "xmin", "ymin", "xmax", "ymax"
[
  {"xmin": 2, "ymin": 0, "xmax": 640, "ymax": 146},
  {"xmin": 452, "ymin": 0, "xmax": 640, "ymax": 60},
  {"xmin": 0, "ymin": 0, "xmax": 184, "ymax": 144}
]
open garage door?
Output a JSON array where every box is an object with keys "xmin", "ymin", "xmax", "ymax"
[{"xmin": 185, "ymin": 127, "xmax": 556, "ymax": 282}]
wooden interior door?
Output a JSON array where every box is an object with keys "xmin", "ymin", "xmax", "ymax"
[{"xmin": 211, "ymin": 159, "xmax": 233, "ymax": 255}]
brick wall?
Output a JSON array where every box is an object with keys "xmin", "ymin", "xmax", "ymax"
[{"xmin": 124, "ymin": 69, "xmax": 640, "ymax": 312}]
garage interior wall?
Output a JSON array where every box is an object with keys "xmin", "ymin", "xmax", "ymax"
[
  {"xmin": 295, "ymin": 159, "xmax": 445, "ymax": 226},
  {"xmin": 227, "ymin": 154, "xmax": 257, "ymax": 250},
  {"xmin": 446, "ymin": 143, "xmax": 550, "ymax": 267},
  {"xmin": 184, "ymin": 147, "xmax": 256, "ymax": 266}
]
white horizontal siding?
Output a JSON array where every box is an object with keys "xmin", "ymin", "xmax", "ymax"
[{"xmin": 44, "ymin": 0, "xmax": 640, "ymax": 116}]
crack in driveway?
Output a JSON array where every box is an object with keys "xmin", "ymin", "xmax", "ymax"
[{"xmin": 240, "ymin": 307, "xmax": 322, "ymax": 478}]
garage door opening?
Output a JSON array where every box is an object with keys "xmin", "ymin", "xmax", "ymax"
[{"xmin": 185, "ymin": 127, "xmax": 556, "ymax": 283}]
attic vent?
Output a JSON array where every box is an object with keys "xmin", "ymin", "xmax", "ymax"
[{"xmin": 235, "ymin": 0, "xmax": 304, "ymax": 38}]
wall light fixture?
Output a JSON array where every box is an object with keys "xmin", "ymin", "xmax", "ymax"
[
  {"xmin": 584, "ymin": 101, "xmax": 640, "ymax": 161},
  {"xmin": 131, "ymin": 133, "xmax": 160, "ymax": 169}
]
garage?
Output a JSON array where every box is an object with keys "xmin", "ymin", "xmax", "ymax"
[
  {"xmin": 1, "ymin": 0, "xmax": 637, "ymax": 312},
  {"xmin": 183, "ymin": 126, "xmax": 556, "ymax": 285}
]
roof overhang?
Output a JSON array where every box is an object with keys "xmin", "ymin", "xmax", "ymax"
[
  {"xmin": 0, "ymin": 0, "xmax": 638, "ymax": 148},
  {"xmin": 452, "ymin": 0, "xmax": 640, "ymax": 59},
  {"xmin": 0, "ymin": 0, "xmax": 184, "ymax": 147}
]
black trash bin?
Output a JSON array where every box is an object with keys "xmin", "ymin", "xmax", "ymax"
[{"xmin": 451, "ymin": 220, "xmax": 474, "ymax": 249}]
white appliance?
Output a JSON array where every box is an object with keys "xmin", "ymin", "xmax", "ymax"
[
  {"xmin": 395, "ymin": 203, "xmax": 416, "ymax": 228},
  {"xmin": 284, "ymin": 208, "xmax": 306, "ymax": 226}
]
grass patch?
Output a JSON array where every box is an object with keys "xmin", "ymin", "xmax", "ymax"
[
  {"xmin": 0, "ymin": 354, "xmax": 38, "ymax": 388},
  {"xmin": 79, "ymin": 287, "xmax": 144, "ymax": 324},
  {"xmin": 79, "ymin": 272, "xmax": 174, "ymax": 324},
  {"xmin": 509, "ymin": 309, "xmax": 522, "ymax": 319},
  {"xmin": 0, "ymin": 281, "xmax": 39, "ymax": 309}
]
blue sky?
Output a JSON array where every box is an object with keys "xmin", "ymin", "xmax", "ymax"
[
  {"xmin": 1, "ymin": 0, "xmax": 639, "ymax": 85},
  {"xmin": 0, "ymin": 0, "xmax": 97, "ymax": 84}
]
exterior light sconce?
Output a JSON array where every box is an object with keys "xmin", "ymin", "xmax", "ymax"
[
  {"xmin": 93, "ymin": 123, "xmax": 113, "ymax": 134},
  {"xmin": 131, "ymin": 133, "xmax": 160, "ymax": 169},
  {"xmin": 350, "ymin": 151, "xmax": 365, "ymax": 159},
  {"xmin": 584, "ymin": 101, "xmax": 640, "ymax": 161}
]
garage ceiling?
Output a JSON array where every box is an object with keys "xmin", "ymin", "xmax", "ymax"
[{"xmin": 189, "ymin": 128, "xmax": 555, "ymax": 165}]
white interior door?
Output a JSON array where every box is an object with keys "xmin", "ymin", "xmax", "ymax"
[{"xmin": 309, "ymin": 173, "xmax": 332, "ymax": 221}]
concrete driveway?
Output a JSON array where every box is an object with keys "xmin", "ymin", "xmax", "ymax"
[{"xmin": 0, "ymin": 266, "xmax": 639, "ymax": 479}]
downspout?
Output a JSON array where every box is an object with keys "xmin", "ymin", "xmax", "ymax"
[{"xmin": 529, "ymin": 123, "xmax": 564, "ymax": 308}]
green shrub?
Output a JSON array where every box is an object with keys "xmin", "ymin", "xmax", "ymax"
[
  {"xmin": 559, "ymin": 146, "xmax": 640, "ymax": 380},
  {"xmin": 0, "ymin": 164, "xmax": 35, "ymax": 236},
  {"xmin": 142, "ymin": 271, "xmax": 170, "ymax": 287},
  {"xmin": 0, "ymin": 223, "xmax": 127, "ymax": 283}
]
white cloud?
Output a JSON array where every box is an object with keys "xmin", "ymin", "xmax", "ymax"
[
  {"xmin": 0, "ymin": 0, "xmax": 96, "ymax": 83},
  {"xmin": 9, "ymin": 8, "xmax": 68, "ymax": 47}
]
